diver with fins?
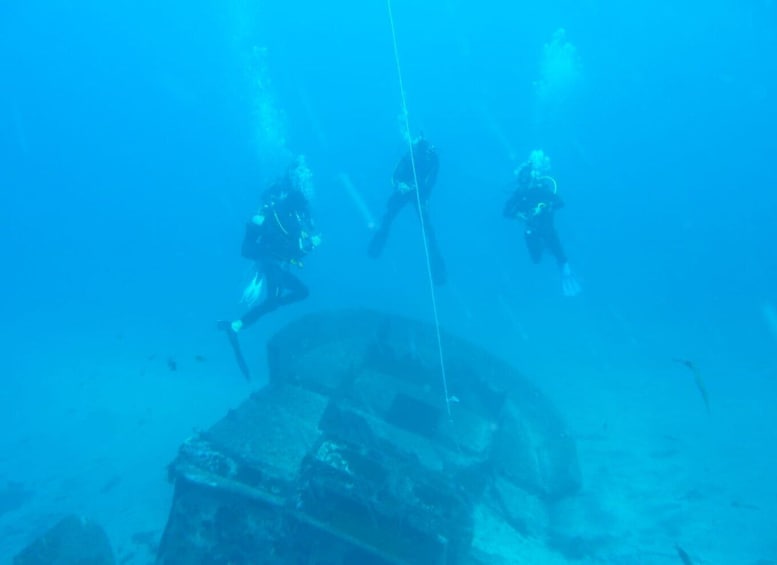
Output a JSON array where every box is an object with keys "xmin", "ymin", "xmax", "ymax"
[
  {"xmin": 368, "ymin": 135, "xmax": 447, "ymax": 286},
  {"xmin": 218, "ymin": 155, "xmax": 321, "ymax": 380},
  {"xmin": 503, "ymin": 149, "xmax": 581, "ymax": 297}
]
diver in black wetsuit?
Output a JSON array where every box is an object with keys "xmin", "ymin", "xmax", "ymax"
[
  {"xmin": 219, "ymin": 156, "xmax": 320, "ymax": 378},
  {"xmin": 503, "ymin": 150, "xmax": 581, "ymax": 297},
  {"xmin": 368, "ymin": 136, "xmax": 446, "ymax": 285}
]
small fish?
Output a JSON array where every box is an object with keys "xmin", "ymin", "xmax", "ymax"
[
  {"xmin": 649, "ymin": 447, "xmax": 680, "ymax": 460},
  {"xmin": 682, "ymin": 488, "xmax": 705, "ymax": 502},
  {"xmin": 730, "ymin": 499, "xmax": 760, "ymax": 511},
  {"xmin": 99, "ymin": 475, "xmax": 122, "ymax": 494},
  {"xmin": 675, "ymin": 543, "xmax": 694, "ymax": 564},
  {"xmin": 673, "ymin": 358, "xmax": 710, "ymax": 414},
  {"xmin": 194, "ymin": 355, "xmax": 207, "ymax": 363},
  {"xmin": 167, "ymin": 358, "xmax": 177, "ymax": 372}
]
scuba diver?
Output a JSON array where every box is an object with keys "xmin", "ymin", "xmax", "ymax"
[
  {"xmin": 503, "ymin": 149, "xmax": 581, "ymax": 297},
  {"xmin": 218, "ymin": 155, "xmax": 321, "ymax": 379},
  {"xmin": 367, "ymin": 135, "xmax": 446, "ymax": 286}
]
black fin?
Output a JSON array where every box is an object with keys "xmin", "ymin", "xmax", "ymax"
[{"xmin": 218, "ymin": 321, "xmax": 251, "ymax": 381}]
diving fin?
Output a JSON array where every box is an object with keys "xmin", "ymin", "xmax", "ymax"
[
  {"xmin": 217, "ymin": 321, "xmax": 251, "ymax": 381},
  {"xmin": 368, "ymin": 227, "xmax": 388, "ymax": 258},
  {"xmin": 561, "ymin": 263, "xmax": 582, "ymax": 297}
]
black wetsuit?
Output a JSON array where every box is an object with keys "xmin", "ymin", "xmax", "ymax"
[
  {"xmin": 368, "ymin": 141, "xmax": 446, "ymax": 285},
  {"xmin": 503, "ymin": 168, "xmax": 567, "ymax": 266},
  {"xmin": 239, "ymin": 185, "xmax": 314, "ymax": 328}
]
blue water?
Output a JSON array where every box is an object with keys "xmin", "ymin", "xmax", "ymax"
[{"xmin": 1, "ymin": 0, "xmax": 775, "ymax": 562}]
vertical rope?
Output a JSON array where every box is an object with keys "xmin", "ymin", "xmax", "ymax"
[{"xmin": 386, "ymin": 0, "xmax": 452, "ymax": 418}]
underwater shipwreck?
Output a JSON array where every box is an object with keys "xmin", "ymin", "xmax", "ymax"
[{"xmin": 158, "ymin": 309, "xmax": 583, "ymax": 564}]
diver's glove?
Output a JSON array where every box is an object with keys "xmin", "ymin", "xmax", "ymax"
[
  {"xmin": 251, "ymin": 213, "xmax": 266, "ymax": 226},
  {"xmin": 561, "ymin": 262, "xmax": 582, "ymax": 297}
]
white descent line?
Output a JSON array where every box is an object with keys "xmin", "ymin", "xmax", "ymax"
[{"xmin": 386, "ymin": 0, "xmax": 453, "ymax": 419}]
